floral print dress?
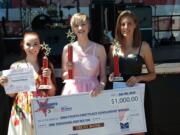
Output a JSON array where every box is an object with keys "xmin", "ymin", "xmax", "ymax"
[{"xmin": 8, "ymin": 68, "xmax": 48, "ymax": 135}]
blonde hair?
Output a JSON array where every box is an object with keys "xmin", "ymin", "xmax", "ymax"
[
  {"xmin": 115, "ymin": 10, "xmax": 141, "ymax": 48},
  {"xmin": 70, "ymin": 13, "xmax": 89, "ymax": 27}
]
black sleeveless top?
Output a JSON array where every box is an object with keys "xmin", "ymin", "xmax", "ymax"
[{"xmin": 119, "ymin": 45, "xmax": 144, "ymax": 81}]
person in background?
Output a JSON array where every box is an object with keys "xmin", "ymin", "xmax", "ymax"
[
  {"xmin": 61, "ymin": 13, "xmax": 107, "ymax": 96},
  {"xmin": 0, "ymin": 31, "xmax": 56, "ymax": 135},
  {"xmin": 108, "ymin": 10, "xmax": 156, "ymax": 135}
]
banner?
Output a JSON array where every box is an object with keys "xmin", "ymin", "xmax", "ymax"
[{"xmin": 32, "ymin": 83, "xmax": 146, "ymax": 135}]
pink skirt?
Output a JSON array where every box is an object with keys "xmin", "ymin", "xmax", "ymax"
[{"xmin": 62, "ymin": 77, "xmax": 99, "ymax": 95}]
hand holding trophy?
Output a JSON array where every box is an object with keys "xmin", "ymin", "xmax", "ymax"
[
  {"xmin": 112, "ymin": 39, "xmax": 123, "ymax": 82},
  {"xmin": 39, "ymin": 42, "xmax": 52, "ymax": 90}
]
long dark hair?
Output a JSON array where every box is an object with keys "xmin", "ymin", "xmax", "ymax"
[
  {"xmin": 20, "ymin": 31, "xmax": 56, "ymax": 86},
  {"xmin": 115, "ymin": 10, "xmax": 141, "ymax": 48}
]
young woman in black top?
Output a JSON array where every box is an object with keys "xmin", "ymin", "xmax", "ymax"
[
  {"xmin": 109, "ymin": 10, "xmax": 156, "ymax": 86},
  {"xmin": 109, "ymin": 10, "xmax": 156, "ymax": 135}
]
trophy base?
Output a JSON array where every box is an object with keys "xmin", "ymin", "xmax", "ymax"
[
  {"xmin": 113, "ymin": 76, "xmax": 124, "ymax": 82},
  {"xmin": 38, "ymin": 85, "xmax": 52, "ymax": 90}
]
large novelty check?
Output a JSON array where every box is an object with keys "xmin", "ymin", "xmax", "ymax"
[{"xmin": 32, "ymin": 83, "xmax": 146, "ymax": 135}]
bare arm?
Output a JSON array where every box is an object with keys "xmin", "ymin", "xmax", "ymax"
[
  {"xmin": 90, "ymin": 44, "xmax": 107, "ymax": 96},
  {"xmin": 0, "ymin": 76, "xmax": 7, "ymax": 86},
  {"xmin": 127, "ymin": 42, "xmax": 156, "ymax": 86},
  {"xmin": 61, "ymin": 45, "xmax": 69, "ymax": 80},
  {"xmin": 47, "ymin": 63, "xmax": 56, "ymax": 96},
  {"xmin": 98, "ymin": 45, "xmax": 107, "ymax": 86},
  {"xmin": 139, "ymin": 42, "xmax": 156, "ymax": 81}
]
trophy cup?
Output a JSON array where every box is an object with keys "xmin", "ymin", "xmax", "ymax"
[
  {"xmin": 66, "ymin": 29, "xmax": 76, "ymax": 79},
  {"xmin": 39, "ymin": 42, "xmax": 52, "ymax": 90},
  {"xmin": 112, "ymin": 39, "xmax": 124, "ymax": 82}
]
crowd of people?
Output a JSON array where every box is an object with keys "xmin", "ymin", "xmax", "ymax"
[{"xmin": 0, "ymin": 11, "xmax": 156, "ymax": 135}]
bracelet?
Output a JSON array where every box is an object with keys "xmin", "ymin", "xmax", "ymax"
[
  {"xmin": 100, "ymin": 81, "xmax": 106, "ymax": 87},
  {"xmin": 62, "ymin": 71, "xmax": 68, "ymax": 77}
]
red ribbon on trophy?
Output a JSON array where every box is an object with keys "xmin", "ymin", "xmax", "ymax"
[{"xmin": 68, "ymin": 45, "xmax": 73, "ymax": 79}]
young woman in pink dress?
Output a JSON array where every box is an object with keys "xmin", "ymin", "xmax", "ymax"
[{"xmin": 61, "ymin": 13, "xmax": 107, "ymax": 96}]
